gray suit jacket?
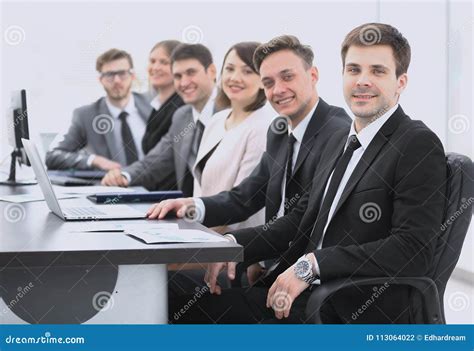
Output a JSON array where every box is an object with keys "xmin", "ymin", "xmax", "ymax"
[
  {"xmin": 124, "ymin": 105, "xmax": 196, "ymax": 194},
  {"xmin": 45, "ymin": 92, "xmax": 151, "ymax": 170}
]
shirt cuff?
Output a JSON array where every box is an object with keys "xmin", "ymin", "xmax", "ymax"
[
  {"xmin": 87, "ymin": 154, "xmax": 96, "ymax": 167},
  {"xmin": 121, "ymin": 171, "xmax": 131, "ymax": 183},
  {"xmin": 223, "ymin": 234, "xmax": 237, "ymax": 244},
  {"xmin": 193, "ymin": 198, "xmax": 206, "ymax": 223}
]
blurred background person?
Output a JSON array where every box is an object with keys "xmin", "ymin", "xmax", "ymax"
[
  {"xmin": 46, "ymin": 49, "xmax": 151, "ymax": 170},
  {"xmin": 141, "ymin": 40, "xmax": 185, "ymax": 154}
]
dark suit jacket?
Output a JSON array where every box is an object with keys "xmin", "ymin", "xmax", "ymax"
[
  {"xmin": 234, "ymin": 106, "xmax": 447, "ymax": 322},
  {"xmin": 201, "ymin": 98, "xmax": 351, "ymax": 227},
  {"xmin": 141, "ymin": 92, "xmax": 184, "ymax": 155}
]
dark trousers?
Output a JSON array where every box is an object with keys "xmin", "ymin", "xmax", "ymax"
[{"xmin": 169, "ymin": 285, "xmax": 313, "ymax": 324}]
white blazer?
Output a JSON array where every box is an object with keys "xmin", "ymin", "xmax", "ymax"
[{"xmin": 193, "ymin": 103, "xmax": 275, "ymax": 233}]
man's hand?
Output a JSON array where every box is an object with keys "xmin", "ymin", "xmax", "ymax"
[
  {"xmin": 266, "ymin": 264, "xmax": 310, "ymax": 319},
  {"xmin": 146, "ymin": 198, "xmax": 195, "ymax": 219},
  {"xmin": 91, "ymin": 155, "xmax": 121, "ymax": 171},
  {"xmin": 204, "ymin": 261, "xmax": 236, "ymax": 295},
  {"xmin": 247, "ymin": 263, "xmax": 266, "ymax": 286},
  {"xmin": 101, "ymin": 168, "xmax": 129, "ymax": 187}
]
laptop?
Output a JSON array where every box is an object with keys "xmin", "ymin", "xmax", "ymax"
[{"xmin": 22, "ymin": 138, "xmax": 146, "ymax": 221}]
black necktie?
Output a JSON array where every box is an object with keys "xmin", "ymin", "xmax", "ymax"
[
  {"xmin": 306, "ymin": 135, "xmax": 361, "ymax": 252},
  {"xmin": 284, "ymin": 133, "xmax": 297, "ymax": 215},
  {"xmin": 118, "ymin": 111, "xmax": 138, "ymax": 165},
  {"xmin": 190, "ymin": 119, "xmax": 205, "ymax": 162}
]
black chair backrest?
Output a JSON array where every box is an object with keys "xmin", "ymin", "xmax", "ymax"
[{"xmin": 428, "ymin": 153, "xmax": 473, "ymax": 311}]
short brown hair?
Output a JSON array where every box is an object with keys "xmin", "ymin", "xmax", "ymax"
[
  {"xmin": 253, "ymin": 35, "xmax": 314, "ymax": 73},
  {"xmin": 170, "ymin": 43, "xmax": 213, "ymax": 69},
  {"xmin": 215, "ymin": 42, "xmax": 266, "ymax": 112},
  {"xmin": 96, "ymin": 48, "xmax": 133, "ymax": 72},
  {"xmin": 341, "ymin": 23, "xmax": 411, "ymax": 77}
]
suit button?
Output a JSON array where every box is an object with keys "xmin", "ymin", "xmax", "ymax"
[{"xmin": 288, "ymin": 241, "xmax": 293, "ymax": 247}]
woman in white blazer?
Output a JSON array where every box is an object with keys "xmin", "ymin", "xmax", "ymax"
[{"xmin": 192, "ymin": 42, "xmax": 274, "ymax": 233}]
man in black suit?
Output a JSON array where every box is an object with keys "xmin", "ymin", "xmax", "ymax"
[
  {"xmin": 168, "ymin": 23, "xmax": 446, "ymax": 323},
  {"xmin": 147, "ymin": 36, "xmax": 350, "ymax": 283}
]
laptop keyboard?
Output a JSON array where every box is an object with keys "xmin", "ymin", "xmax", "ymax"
[{"xmin": 64, "ymin": 207, "xmax": 106, "ymax": 216}]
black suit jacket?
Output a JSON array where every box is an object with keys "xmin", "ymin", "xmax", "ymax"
[
  {"xmin": 234, "ymin": 106, "xmax": 447, "ymax": 322},
  {"xmin": 201, "ymin": 98, "xmax": 351, "ymax": 227},
  {"xmin": 141, "ymin": 92, "xmax": 184, "ymax": 155}
]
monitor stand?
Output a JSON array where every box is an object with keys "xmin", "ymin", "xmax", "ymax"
[{"xmin": 0, "ymin": 150, "xmax": 37, "ymax": 185}]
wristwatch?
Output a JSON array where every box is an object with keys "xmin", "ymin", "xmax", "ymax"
[{"xmin": 294, "ymin": 255, "xmax": 318, "ymax": 284}]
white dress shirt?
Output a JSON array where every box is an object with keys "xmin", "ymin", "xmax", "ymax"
[{"xmin": 306, "ymin": 104, "xmax": 400, "ymax": 279}]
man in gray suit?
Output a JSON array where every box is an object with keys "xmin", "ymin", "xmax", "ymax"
[
  {"xmin": 101, "ymin": 44, "xmax": 217, "ymax": 197},
  {"xmin": 46, "ymin": 49, "xmax": 152, "ymax": 170}
]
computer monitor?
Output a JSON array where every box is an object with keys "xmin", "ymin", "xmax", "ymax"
[{"xmin": 0, "ymin": 89, "xmax": 37, "ymax": 185}]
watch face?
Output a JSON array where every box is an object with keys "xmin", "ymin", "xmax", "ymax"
[{"xmin": 295, "ymin": 260, "xmax": 311, "ymax": 277}]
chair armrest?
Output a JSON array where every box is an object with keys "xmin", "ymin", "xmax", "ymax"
[{"xmin": 304, "ymin": 276, "xmax": 443, "ymax": 324}]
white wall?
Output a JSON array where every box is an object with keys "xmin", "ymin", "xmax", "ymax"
[{"xmin": 1, "ymin": 0, "xmax": 472, "ymax": 272}]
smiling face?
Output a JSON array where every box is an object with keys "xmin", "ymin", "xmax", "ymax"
[
  {"xmin": 260, "ymin": 50, "xmax": 318, "ymax": 124},
  {"xmin": 221, "ymin": 49, "xmax": 262, "ymax": 107},
  {"xmin": 148, "ymin": 46, "xmax": 174, "ymax": 90},
  {"xmin": 343, "ymin": 45, "xmax": 407, "ymax": 122},
  {"xmin": 172, "ymin": 58, "xmax": 216, "ymax": 110},
  {"xmin": 99, "ymin": 58, "xmax": 134, "ymax": 101}
]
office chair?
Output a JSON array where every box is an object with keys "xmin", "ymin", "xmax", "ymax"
[{"xmin": 305, "ymin": 153, "xmax": 473, "ymax": 324}]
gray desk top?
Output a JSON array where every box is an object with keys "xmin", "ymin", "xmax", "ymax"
[{"xmin": 0, "ymin": 185, "xmax": 243, "ymax": 268}]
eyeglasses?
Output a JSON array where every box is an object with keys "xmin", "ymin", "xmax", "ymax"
[{"xmin": 100, "ymin": 69, "xmax": 134, "ymax": 82}]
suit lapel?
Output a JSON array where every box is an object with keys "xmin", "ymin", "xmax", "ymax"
[
  {"xmin": 134, "ymin": 92, "xmax": 152, "ymax": 123},
  {"xmin": 193, "ymin": 116, "xmax": 225, "ymax": 183},
  {"xmin": 180, "ymin": 109, "xmax": 196, "ymax": 171},
  {"xmin": 330, "ymin": 107, "xmax": 408, "ymax": 220},
  {"xmin": 267, "ymin": 132, "xmax": 290, "ymax": 213},
  {"xmin": 291, "ymin": 98, "xmax": 330, "ymax": 176}
]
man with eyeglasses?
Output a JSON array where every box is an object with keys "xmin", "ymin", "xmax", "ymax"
[{"xmin": 45, "ymin": 48, "xmax": 152, "ymax": 170}]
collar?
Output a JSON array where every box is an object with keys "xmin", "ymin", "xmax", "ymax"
[
  {"xmin": 192, "ymin": 87, "xmax": 217, "ymax": 126},
  {"xmin": 347, "ymin": 103, "xmax": 399, "ymax": 150},
  {"xmin": 150, "ymin": 94, "xmax": 161, "ymax": 111},
  {"xmin": 289, "ymin": 98, "xmax": 319, "ymax": 144},
  {"xmin": 106, "ymin": 93, "xmax": 137, "ymax": 119}
]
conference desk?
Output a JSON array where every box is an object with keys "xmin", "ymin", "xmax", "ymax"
[{"xmin": 0, "ymin": 185, "xmax": 243, "ymax": 324}]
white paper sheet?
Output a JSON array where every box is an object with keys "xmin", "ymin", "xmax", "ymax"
[
  {"xmin": 127, "ymin": 228, "xmax": 228, "ymax": 244},
  {"xmin": 54, "ymin": 185, "xmax": 135, "ymax": 195},
  {"xmin": 70, "ymin": 222, "xmax": 179, "ymax": 233}
]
